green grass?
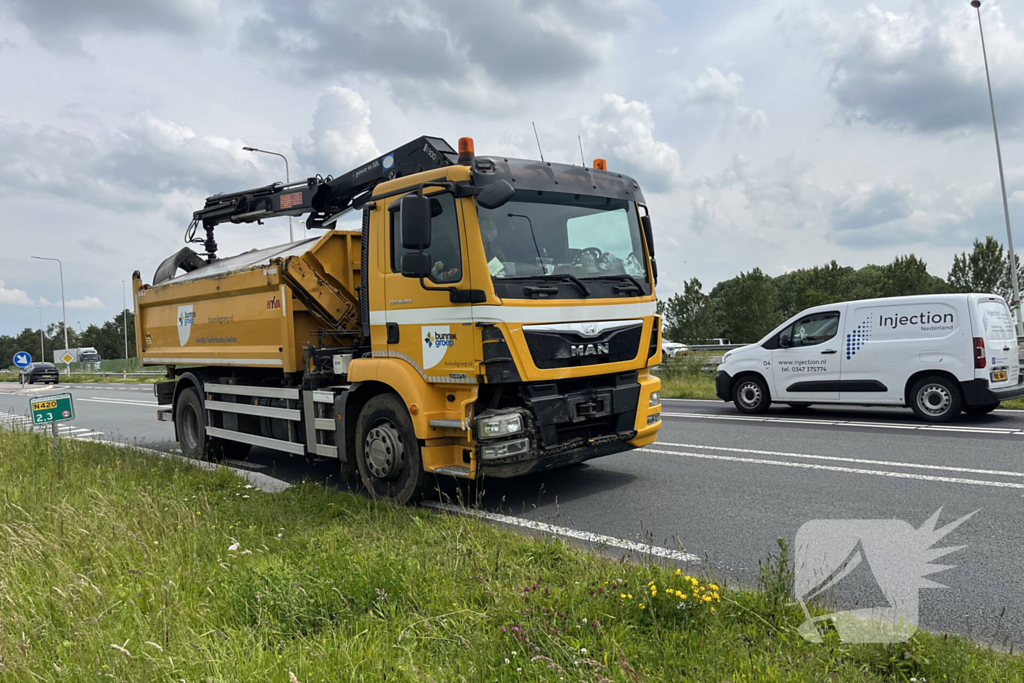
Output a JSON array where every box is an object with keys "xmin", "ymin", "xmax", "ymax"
[{"xmin": 0, "ymin": 429, "xmax": 1021, "ymax": 681}]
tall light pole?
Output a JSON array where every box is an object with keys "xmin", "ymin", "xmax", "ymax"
[
  {"xmin": 120, "ymin": 279, "xmax": 128, "ymax": 359},
  {"xmin": 242, "ymin": 146, "xmax": 293, "ymax": 242},
  {"xmin": 971, "ymin": 0, "xmax": 1024, "ymax": 335},
  {"xmin": 32, "ymin": 256, "xmax": 69, "ymax": 375},
  {"xmin": 37, "ymin": 305, "xmax": 44, "ymax": 360}
]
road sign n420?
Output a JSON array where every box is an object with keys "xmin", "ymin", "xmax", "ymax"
[{"xmin": 30, "ymin": 393, "xmax": 74, "ymax": 424}]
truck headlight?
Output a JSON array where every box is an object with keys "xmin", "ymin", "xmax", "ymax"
[
  {"xmin": 649, "ymin": 391, "xmax": 660, "ymax": 407},
  {"xmin": 479, "ymin": 437, "xmax": 530, "ymax": 461},
  {"xmin": 647, "ymin": 412, "xmax": 661, "ymax": 426},
  {"xmin": 477, "ymin": 413, "xmax": 524, "ymax": 440}
]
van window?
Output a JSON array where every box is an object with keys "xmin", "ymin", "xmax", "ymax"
[
  {"xmin": 779, "ymin": 312, "xmax": 840, "ymax": 347},
  {"xmin": 978, "ymin": 300, "xmax": 1016, "ymax": 341}
]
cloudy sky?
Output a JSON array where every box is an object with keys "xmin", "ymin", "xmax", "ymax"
[{"xmin": 2, "ymin": 0, "xmax": 1024, "ymax": 336}]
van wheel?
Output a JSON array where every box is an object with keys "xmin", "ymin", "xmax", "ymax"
[
  {"xmin": 910, "ymin": 376, "xmax": 962, "ymax": 423},
  {"xmin": 965, "ymin": 402, "xmax": 1000, "ymax": 416},
  {"xmin": 175, "ymin": 386, "xmax": 250, "ymax": 461},
  {"xmin": 733, "ymin": 376, "xmax": 771, "ymax": 414},
  {"xmin": 355, "ymin": 394, "xmax": 429, "ymax": 505}
]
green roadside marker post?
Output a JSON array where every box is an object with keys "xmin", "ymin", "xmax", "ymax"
[{"xmin": 30, "ymin": 393, "xmax": 75, "ymax": 466}]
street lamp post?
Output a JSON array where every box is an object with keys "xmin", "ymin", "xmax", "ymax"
[
  {"xmin": 971, "ymin": 0, "xmax": 1024, "ymax": 336},
  {"xmin": 37, "ymin": 305, "xmax": 44, "ymax": 360},
  {"xmin": 242, "ymin": 146, "xmax": 293, "ymax": 243},
  {"xmin": 120, "ymin": 279, "xmax": 128, "ymax": 359},
  {"xmin": 32, "ymin": 256, "xmax": 69, "ymax": 375}
]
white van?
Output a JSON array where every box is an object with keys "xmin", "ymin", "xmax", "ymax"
[{"xmin": 715, "ymin": 293, "xmax": 1024, "ymax": 422}]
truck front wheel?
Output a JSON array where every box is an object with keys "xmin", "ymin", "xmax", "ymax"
[{"xmin": 355, "ymin": 394, "xmax": 429, "ymax": 505}]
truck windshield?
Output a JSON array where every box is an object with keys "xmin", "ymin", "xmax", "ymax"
[{"xmin": 476, "ymin": 191, "xmax": 648, "ymax": 281}]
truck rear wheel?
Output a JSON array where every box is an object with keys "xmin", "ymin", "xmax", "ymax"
[
  {"xmin": 175, "ymin": 386, "xmax": 251, "ymax": 461},
  {"xmin": 355, "ymin": 394, "xmax": 428, "ymax": 505}
]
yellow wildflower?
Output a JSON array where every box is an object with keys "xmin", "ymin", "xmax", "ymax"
[
  {"xmin": 620, "ymin": 593, "xmax": 627, "ymax": 599},
  {"xmin": 627, "ymin": 594, "xmax": 633, "ymax": 599},
  {"xmin": 639, "ymin": 603, "xmax": 646, "ymax": 610},
  {"xmin": 710, "ymin": 584, "xmax": 719, "ymax": 591},
  {"xmin": 675, "ymin": 569, "xmax": 681, "ymax": 576}
]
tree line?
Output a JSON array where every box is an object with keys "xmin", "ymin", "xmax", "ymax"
[
  {"xmin": 659, "ymin": 236, "xmax": 1023, "ymax": 344},
  {"xmin": 0, "ymin": 311, "xmax": 136, "ymax": 367}
]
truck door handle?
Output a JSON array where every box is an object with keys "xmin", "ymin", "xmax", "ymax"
[{"xmin": 821, "ymin": 349, "xmax": 837, "ymax": 355}]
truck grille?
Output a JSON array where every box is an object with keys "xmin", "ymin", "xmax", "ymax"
[{"xmin": 523, "ymin": 323, "xmax": 643, "ymax": 369}]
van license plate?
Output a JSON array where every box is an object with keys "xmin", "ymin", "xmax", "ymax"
[{"xmin": 992, "ymin": 370, "xmax": 1008, "ymax": 382}]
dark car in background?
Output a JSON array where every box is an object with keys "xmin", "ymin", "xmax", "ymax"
[{"xmin": 19, "ymin": 362, "xmax": 60, "ymax": 385}]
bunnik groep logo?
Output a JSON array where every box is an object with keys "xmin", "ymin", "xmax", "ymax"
[
  {"xmin": 422, "ymin": 326, "xmax": 456, "ymax": 369},
  {"xmin": 177, "ymin": 304, "xmax": 196, "ymax": 346},
  {"xmin": 794, "ymin": 508, "xmax": 976, "ymax": 644}
]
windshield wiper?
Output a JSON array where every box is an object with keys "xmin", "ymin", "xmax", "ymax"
[
  {"xmin": 505, "ymin": 274, "xmax": 591, "ymax": 297},
  {"xmin": 593, "ymin": 274, "xmax": 646, "ymax": 294}
]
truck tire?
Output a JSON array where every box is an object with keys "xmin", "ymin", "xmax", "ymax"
[
  {"xmin": 175, "ymin": 386, "xmax": 251, "ymax": 461},
  {"xmin": 733, "ymin": 375, "xmax": 771, "ymax": 414},
  {"xmin": 355, "ymin": 393, "xmax": 429, "ymax": 505},
  {"xmin": 909, "ymin": 376, "xmax": 962, "ymax": 423}
]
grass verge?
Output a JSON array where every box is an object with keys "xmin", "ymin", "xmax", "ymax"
[{"xmin": 0, "ymin": 428, "xmax": 1020, "ymax": 681}]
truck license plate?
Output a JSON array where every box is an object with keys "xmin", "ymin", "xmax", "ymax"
[{"xmin": 992, "ymin": 370, "xmax": 1008, "ymax": 382}]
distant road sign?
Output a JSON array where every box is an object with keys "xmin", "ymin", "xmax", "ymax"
[
  {"xmin": 30, "ymin": 393, "xmax": 74, "ymax": 424},
  {"xmin": 13, "ymin": 352, "xmax": 31, "ymax": 368},
  {"xmin": 60, "ymin": 352, "xmax": 75, "ymax": 364}
]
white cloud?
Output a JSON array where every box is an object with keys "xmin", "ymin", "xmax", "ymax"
[
  {"xmin": 581, "ymin": 93, "xmax": 683, "ymax": 192},
  {"xmin": 671, "ymin": 67, "xmax": 767, "ymax": 131},
  {"xmin": 0, "ymin": 280, "xmax": 33, "ymax": 306},
  {"xmin": 294, "ymin": 87, "xmax": 379, "ymax": 173},
  {"xmin": 66, "ymin": 296, "xmax": 104, "ymax": 310},
  {"xmin": 780, "ymin": 1, "xmax": 1024, "ymax": 133}
]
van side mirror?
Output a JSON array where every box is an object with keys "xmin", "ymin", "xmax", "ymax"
[
  {"xmin": 641, "ymin": 215, "xmax": 655, "ymax": 257},
  {"xmin": 401, "ymin": 252, "xmax": 432, "ymax": 278},
  {"xmin": 476, "ymin": 180, "xmax": 515, "ymax": 210},
  {"xmin": 400, "ymin": 194, "xmax": 432, "ymax": 250}
]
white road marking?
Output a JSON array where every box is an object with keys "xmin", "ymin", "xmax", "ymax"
[
  {"xmin": 80, "ymin": 397, "xmax": 158, "ymax": 408},
  {"xmin": 655, "ymin": 441, "xmax": 1024, "ymax": 479},
  {"xmin": 424, "ymin": 501, "xmax": 701, "ymax": 563},
  {"xmin": 661, "ymin": 411, "xmax": 1024, "ymax": 435},
  {"xmin": 643, "ymin": 447, "xmax": 1024, "ymax": 490}
]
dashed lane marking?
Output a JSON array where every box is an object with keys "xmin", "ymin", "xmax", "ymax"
[
  {"xmin": 653, "ymin": 441, "xmax": 1024, "ymax": 479},
  {"xmin": 642, "ymin": 446, "xmax": 1024, "ymax": 490},
  {"xmin": 661, "ymin": 411, "xmax": 1024, "ymax": 435}
]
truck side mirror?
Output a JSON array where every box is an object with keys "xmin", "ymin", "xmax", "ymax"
[
  {"xmin": 401, "ymin": 252, "xmax": 432, "ymax": 278},
  {"xmin": 476, "ymin": 180, "xmax": 515, "ymax": 210},
  {"xmin": 641, "ymin": 215, "xmax": 655, "ymax": 257},
  {"xmin": 400, "ymin": 194, "xmax": 432, "ymax": 250}
]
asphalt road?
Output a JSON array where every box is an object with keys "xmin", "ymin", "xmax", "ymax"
[{"xmin": 2, "ymin": 382, "xmax": 1023, "ymax": 648}]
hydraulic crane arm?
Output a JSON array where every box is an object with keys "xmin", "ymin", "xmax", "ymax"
[{"xmin": 186, "ymin": 136, "xmax": 457, "ymax": 261}]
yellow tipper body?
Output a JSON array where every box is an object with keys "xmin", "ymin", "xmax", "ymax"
[{"xmin": 135, "ymin": 231, "xmax": 362, "ymax": 373}]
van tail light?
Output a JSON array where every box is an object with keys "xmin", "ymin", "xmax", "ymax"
[{"xmin": 974, "ymin": 337, "xmax": 986, "ymax": 369}]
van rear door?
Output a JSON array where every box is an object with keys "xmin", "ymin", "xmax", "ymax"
[{"xmin": 975, "ymin": 296, "xmax": 1019, "ymax": 388}]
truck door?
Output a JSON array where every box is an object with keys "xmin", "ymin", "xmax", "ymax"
[
  {"xmin": 383, "ymin": 190, "xmax": 478, "ymax": 383},
  {"xmin": 770, "ymin": 308, "xmax": 844, "ymax": 402}
]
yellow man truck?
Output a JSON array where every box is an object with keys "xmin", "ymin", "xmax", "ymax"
[{"xmin": 134, "ymin": 136, "xmax": 662, "ymax": 503}]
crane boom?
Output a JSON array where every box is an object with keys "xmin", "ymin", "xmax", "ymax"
[{"xmin": 187, "ymin": 136, "xmax": 457, "ymax": 260}]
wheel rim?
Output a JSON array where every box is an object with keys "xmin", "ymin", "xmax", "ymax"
[
  {"xmin": 737, "ymin": 381, "xmax": 762, "ymax": 409},
  {"xmin": 364, "ymin": 419, "xmax": 406, "ymax": 481},
  {"xmin": 917, "ymin": 383, "xmax": 951, "ymax": 417},
  {"xmin": 181, "ymin": 402, "xmax": 201, "ymax": 452}
]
